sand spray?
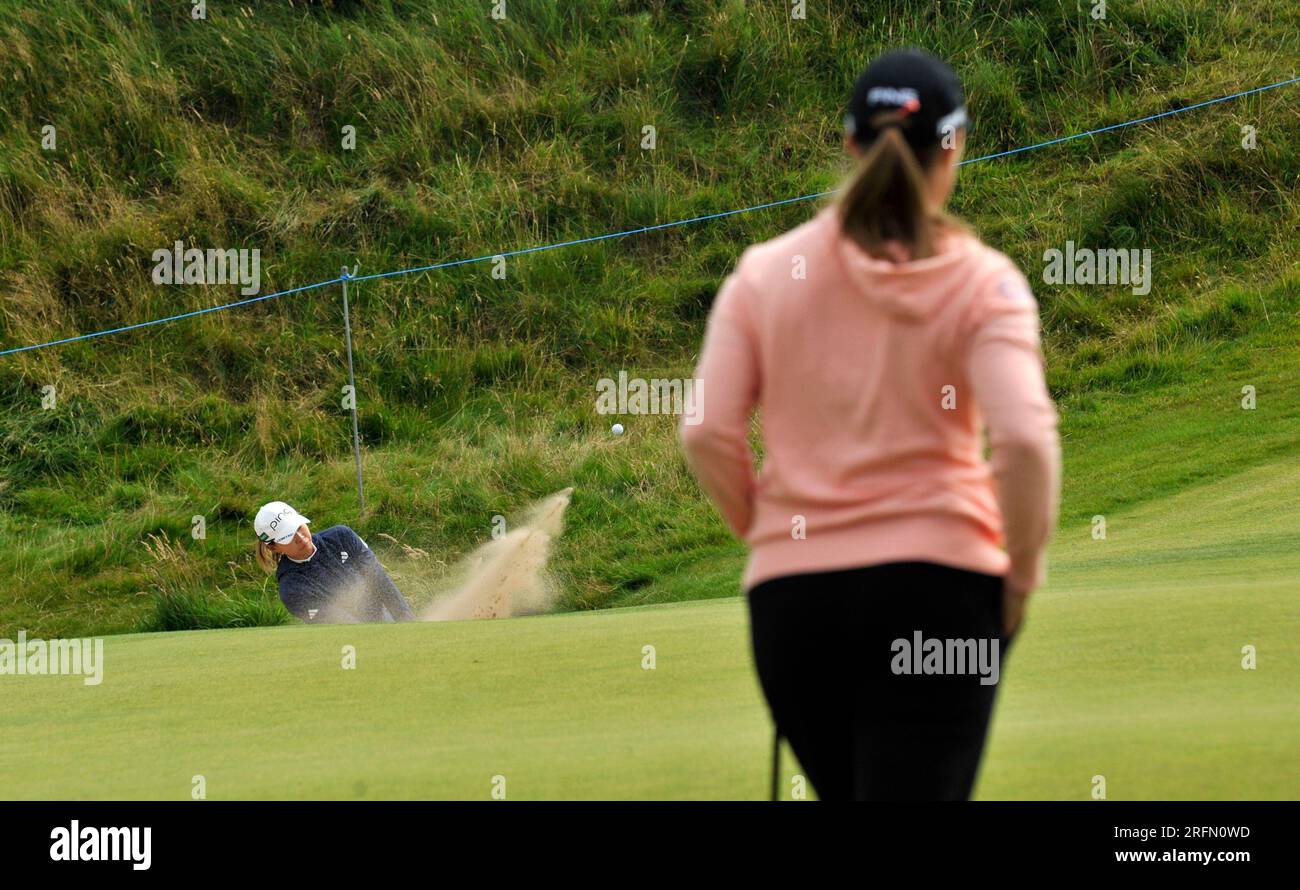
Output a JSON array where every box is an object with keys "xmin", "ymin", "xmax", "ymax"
[{"xmin": 380, "ymin": 487, "xmax": 573, "ymax": 622}]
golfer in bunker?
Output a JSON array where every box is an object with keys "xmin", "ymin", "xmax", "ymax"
[
  {"xmin": 682, "ymin": 49, "xmax": 1061, "ymax": 800},
  {"xmin": 253, "ymin": 501, "xmax": 415, "ymax": 624}
]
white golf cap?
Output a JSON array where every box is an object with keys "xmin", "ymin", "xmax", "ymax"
[{"xmin": 254, "ymin": 501, "xmax": 311, "ymax": 545}]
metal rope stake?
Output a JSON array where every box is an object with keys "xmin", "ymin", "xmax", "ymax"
[{"xmin": 341, "ymin": 265, "xmax": 364, "ymax": 512}]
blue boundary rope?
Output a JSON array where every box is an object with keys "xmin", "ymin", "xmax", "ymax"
[{"xmin": 2, "ymin": 74, "xmax": 1296, "ymax": 359}]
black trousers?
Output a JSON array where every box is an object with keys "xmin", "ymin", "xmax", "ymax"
[{"xmin": 748, "ymin": 561, "xmax": 1012, "ymax": 801}]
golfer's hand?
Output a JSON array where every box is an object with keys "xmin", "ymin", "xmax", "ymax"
[
  {"xmin": 1002, "ymin": 579, "xmax": 1031, "ymax": 638},
  {"xmin": 1003, "ymin": 549, "xmax": 1045, "ymax": 638}
]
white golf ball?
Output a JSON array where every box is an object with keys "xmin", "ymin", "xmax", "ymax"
[{"xmin": 611, "ymin": 423, "xmax": 624, "ymax": 435}]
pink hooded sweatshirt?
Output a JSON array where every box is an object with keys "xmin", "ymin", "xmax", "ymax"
[{"xmin": 681, "ymin": 206, "xmax": 1060, "ymax": 593}]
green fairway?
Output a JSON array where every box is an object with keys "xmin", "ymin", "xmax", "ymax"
[
  {"xmin": 979, "ymin": 459, "xmax": 1300, "ymax": 800},
  {"xmin": 1, "ymin": 597, "xmax": 768, "ymax": 800},
  {"xmin": 4, "ymin": 458, "xmax": 1295, "ymax": 800}
]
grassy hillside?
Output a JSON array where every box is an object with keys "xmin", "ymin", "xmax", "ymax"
[
  {"xmin": 1, "ymin": 0, "xmax": 1298, "ymax": 636},
  {"xmin": 4, "ymin": 453, "xmax": 1297, "ymax": 799}
]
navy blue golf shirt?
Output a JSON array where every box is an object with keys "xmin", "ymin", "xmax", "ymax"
[{"xmin": 276, "ymin": 525, "xmax": 415, "ymax": 624}]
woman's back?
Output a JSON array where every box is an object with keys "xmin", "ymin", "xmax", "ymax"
[{"xmin": 683, "ymin": 206, "xmax": 1058, "ymax": 592}]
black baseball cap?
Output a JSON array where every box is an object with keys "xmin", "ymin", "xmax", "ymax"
[{"xmin": 843, "ymin": 48, "xmax": 968, "ymax": 154}]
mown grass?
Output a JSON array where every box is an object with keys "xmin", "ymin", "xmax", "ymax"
[
  {"xmin": 6, "ymin": 451, "xmax": 1298, "ymax": 799},
  {"xmin": 0, "ymin": 0, "xmax": 1298, "ymax": 635}
]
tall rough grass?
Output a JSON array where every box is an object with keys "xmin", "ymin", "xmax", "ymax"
[{"xmin": 137, "ymin": 533, "xmax": 289, "ymax": 631}]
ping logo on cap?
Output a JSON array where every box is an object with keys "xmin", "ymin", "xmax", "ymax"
[
  {"xmin": 866, "ymin": 86, "xmax": 920, "ymax": 106},
  {"xmin": 255, "ymin": 502, "xmax": 307, "ymax": 545}
]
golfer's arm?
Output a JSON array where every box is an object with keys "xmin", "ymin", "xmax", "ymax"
[
  {"xmin": 280, "ymin": 576, "xmax": 365, "ymax": 624},
  {"xmin": 967, "ymin": 307, "xmax": 1061, "ymax": 592},
  {"xmin": 277, "ymin": 578, "xmax": 314, "ymax": 622},
  {"xmin": 367, "ymin": 564, "xmax": 414, "ymax": 621},
  {"xmin": 356, "ymin": 539, "xmax": 415, "ymax": 621},
  {"xmin": 680, "ymin": 271, "xmax": 760, "ymax": 539}
]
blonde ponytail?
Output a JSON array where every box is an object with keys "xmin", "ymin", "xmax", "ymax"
[{"xmin": 254, "ymin": 540, "xmax": 281, "ymax": 574}]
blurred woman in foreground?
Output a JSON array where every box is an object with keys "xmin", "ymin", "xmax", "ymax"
[{"xmin": 682, "ymin": 48, "xmax": 1060, "ymax": 800}]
